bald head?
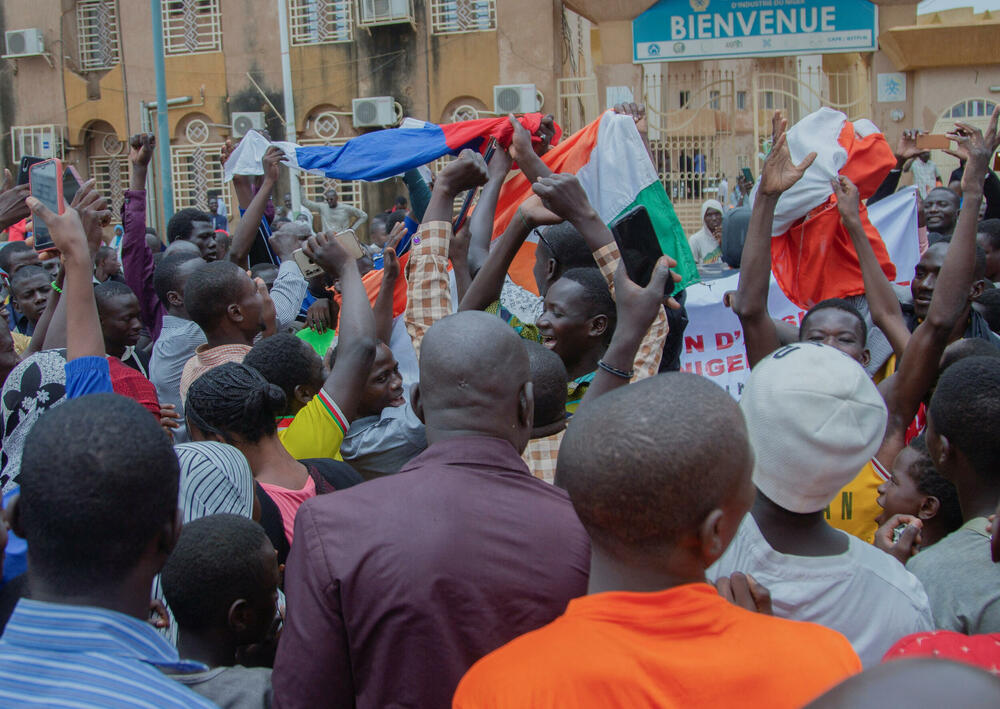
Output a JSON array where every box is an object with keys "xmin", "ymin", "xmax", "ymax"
[
  {"xmin": 414, "ymin": 311, "xmax": 533, "ymax": 450},
  {"xmin": 805, "ymin": 659, "xmax": 1000, "ymax": 708},
  {"xmin": 556, "ymin": 373, "xmax": 753, "ymax": 559}
]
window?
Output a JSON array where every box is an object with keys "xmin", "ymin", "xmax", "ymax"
[
  {"xmin": 288, "ymin": 0, "xmax": 352, "ymax": 45},
  {"xmin": 709, "ymin": 90, "xmax": 720, "ymax": 110},
  {"xmin": 430, "ymin": 0, "xmax": 496, "ymax": 35},
  {"xmin": 736, "ymin": 91, "xmax": 747, "ymax": 111},
  {"xmin": 763, "ymin": 91, "xmax": 774, "ymax": 110},
  {"xmin": 170, "ymin": 144, "xmax": 230, "ymax": 215},
  {"xmin": 88, "ymin": 157, "xmax": 129, "ymax": 224},
  {"xmin": 944, "ymin": 99, "xmax": 997, "ymax": 119},
  {"xmin": 678, "ymin": 90, "xmax": 690, "ymax": 108},
  {"xmin": 163, "ymin": 0, "xmax": 222, "ymax": 55},
  {"xmin": 77, "ymin": 0, "xmax": 120, "ymax": 70},
  {"xmin": 10, "ymin": 125, "xmax": 62, "ymax": 162}
]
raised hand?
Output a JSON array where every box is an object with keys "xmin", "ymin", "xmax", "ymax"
[
  {"xmin": 305, "ymin": 297, "xmax": 334, "ymax": 334},
  {"xmin": 70, "ymin": 178, "xmax": 112, "ymax": 256},
  {"xmin": 517, "ymin": 193, "xmax": 561, "ymax": 228},
  {"xmin": 614, "ymin": 256, "xmax": 682, "ymax": 331},
  {"xmin": 948, "ymin": 105, "xmax": 1000, "ymax": 193},
  {"xmin": 758, "ymin": 114, "xmax": 817, "ymax": 198},
  {"xmin": 381, "ymin": 222, "xmax": 405, "ymax": 284},
  {"xmin": 435, "ymin": 149, "xmax": 489, "ymax": 198},
  {"xmin": 487, "ymin": 145, "xmax": 513, "ymax": 181},
  {"xmin": 895, "ymin": 130, "xmax": 924, "ymax": 164},
  {"xmin": 832, "ymin": 175, "xmax": 862, "ymax": 227},
  {"xmin": 261, "ymin": 145, "xmax": 287, "ymax": 184},
  {"xmin": 0, "ymin": 169, "xmax": 30, "ymax": 232},
  {"xmin": 129, "ymin": 133, "xmax": 155, "ymax": 169},
  {"xmin": 303, "ymin": 229, "xmax": 357, "ymax": 277},
  {"xmin": 530, "ymin": 173, "xmax": 595, "ymax": 225},
  {"xmin": 25, "ymin": 198, "xmax": 88, "ymax": 261},
  {"xmin": 507, "ymin": 114, "xmax": 537, "ymax": 166},
  {"xmin": 613, "ymin": 102, "xmax": 648, "ymax": 134},
  {"xmin": 219, "ymin": 139, "xmax": 236, "ymax": 167}
]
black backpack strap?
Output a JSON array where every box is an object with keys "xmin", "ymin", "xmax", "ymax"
[
  {"xmin": 299, "ymin": 458, "xmax": 364, "ymax": 492},
  {"xmin": 254, "ymin": 481, "xmax": 291, "ymax": 566}
]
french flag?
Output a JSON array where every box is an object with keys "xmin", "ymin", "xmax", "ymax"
[{"xmin": 222, "ymin": 114, "xmax": 559, "ymax": 183}]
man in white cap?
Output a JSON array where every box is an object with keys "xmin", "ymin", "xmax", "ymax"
[{"xmin": 708, "ymin": 342, "xmax": 933, "ymax": 668}]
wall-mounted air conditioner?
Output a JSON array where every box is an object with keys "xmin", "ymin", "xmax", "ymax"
[{"xmin": 493, "ymin": 84, "xmax": 539, "ymax": 114}]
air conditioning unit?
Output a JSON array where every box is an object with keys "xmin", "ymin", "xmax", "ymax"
[
  {"xmin": 494, "ymin": 84, "xmax": 538, "ymax": 114},
  {"xmin": 4, "ymin": 29, "xmax": 45, "ymax": 58},
  {"xmin": 358, "ymin": 0, "xmax": 411, "ymax": 26},
  {"xmin": 352, "ymin": 97, "xmax": 397, "ymax": 128},
  {"xmin": 231, "ymin": 112, "xmax": 266, "ymax": 138}
]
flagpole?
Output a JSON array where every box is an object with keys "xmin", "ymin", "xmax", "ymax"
[
  {"xmin": 276, "ymin": 0, "xmax": 301, "ymax": 218},
  {"xmin": 150, "ymin": 0, "xmax": 174, "ymax": 224}
]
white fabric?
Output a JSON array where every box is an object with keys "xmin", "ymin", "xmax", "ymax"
[
  {"xmin": 575, "ymin": 111, "xmax": 659, "ymax": 222},
  {"xmin": 709, "ymin": 514, "xmax": 935, "ymax": 667},
  {"xmin": 740, "ymin": 343, "xmax": 887, "ymax": 513},
  {"xmin": 222, "ymin": 130, "xmax": 300, "ymax": 181},
  {"xmin": 749, "ymin": 107, "xmax": 886, "ymax": 236}
]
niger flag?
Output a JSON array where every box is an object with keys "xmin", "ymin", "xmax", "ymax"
[
  {"xmin": 757, "ymin": 108, "xmax": 897, "ymax": 309},
  {"xmin": 493, "ymin": 111, "xmax": 698, "ymax": 296}
]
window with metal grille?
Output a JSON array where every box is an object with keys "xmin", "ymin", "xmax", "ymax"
[
  {"xmin": 163, "ymin": 0, "xmax": 222, "ymax": 55},
  {"xmin": 288, "ymin": 0, "xmax": 352, "ymax": 45},
  {"xmin": 736, "ymin": 91, "xmax": 747, "ymax": 111},
  {"xmin": 10, "ymin": 125, "xmax": 63, "ymax": 162},
  {"xmin": 77, "ymin": 0, "xmax": 120, "ymax": 70},
  {"xmin": 430, "ymin": 0, "xmax": 496, "ymax": 34},
  {"xmin": 88, "ymin": 156, "xmax": 129, "ymax": 224},
  {"xmin": 170, "ymin": 144, "xmax": 231, "ymax": 215}
]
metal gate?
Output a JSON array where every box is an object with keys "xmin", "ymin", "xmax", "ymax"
[{"xmin": 641, "ymin": 59, "xmax": 871, "ymax": 234}]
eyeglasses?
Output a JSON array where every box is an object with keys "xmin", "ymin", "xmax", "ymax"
[{"xmin": 533, "ymin": 228, "xmax": 558, "ymax": 266}]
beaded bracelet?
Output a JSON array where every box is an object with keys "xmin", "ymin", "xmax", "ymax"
[
  {"xmin": 50, "ymin": 281, "xmax": 62, "ymax": 294},
  {"xmin": 597, "ymin": 359, "xmax": 634, "ymax": 379}
]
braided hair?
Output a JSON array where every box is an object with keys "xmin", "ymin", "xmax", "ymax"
[{"xmin": 185, "ymin": 363, "xmax": 287, "ymax": 444}]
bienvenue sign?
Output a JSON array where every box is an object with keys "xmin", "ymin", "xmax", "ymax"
[{"xmin": 633, "ymin": 0, "xmax": 878, "ymax": 63}]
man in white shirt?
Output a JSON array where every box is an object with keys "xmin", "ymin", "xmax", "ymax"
[{"xmin": 708, "ymin": 343, "xmax": 934, "ymax": 667}]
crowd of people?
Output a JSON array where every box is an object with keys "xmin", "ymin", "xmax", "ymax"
[{"xmin": 0, "ymin": 99, "xmax": 998, "ymax": 708}]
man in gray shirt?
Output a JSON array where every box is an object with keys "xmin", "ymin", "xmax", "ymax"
[
  {"xmin": 906, "ymin": 356, "xmax": 1000, "ymax": 633},
  {"xmin": 299, "ymin": 188, "xmax": 367, "ymax": 234}
]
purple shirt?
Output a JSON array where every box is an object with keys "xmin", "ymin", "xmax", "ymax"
[
  {"xmin": 272, "ymin": 435, "xmax": 590, "ymax": 709},
  {"xmin": 121, "ymin": 188, "xmax": 165, "ymax": 340}
]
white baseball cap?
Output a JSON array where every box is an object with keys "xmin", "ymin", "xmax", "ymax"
[{"xmin": 740, "ymin": 343, "xmax": 887, "ymax": 514}]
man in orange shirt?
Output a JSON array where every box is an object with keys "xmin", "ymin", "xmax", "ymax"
[{"xmin": 453, "ymin": 373, "xmax": 861, "ymax": 709}]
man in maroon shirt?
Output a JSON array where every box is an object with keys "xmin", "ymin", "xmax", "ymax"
[{"xmin": 272, "ymin": 311, "xmax": 590, "ymax": 708}]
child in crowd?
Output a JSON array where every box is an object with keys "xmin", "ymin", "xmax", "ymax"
[{"xmin": 161, "ymin": 513, "xmax": 279, "ymax": 708}]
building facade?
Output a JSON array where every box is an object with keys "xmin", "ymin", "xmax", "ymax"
[{"xmin": 0, "ymin": 0, "xmax": 997, "ymax": 234}]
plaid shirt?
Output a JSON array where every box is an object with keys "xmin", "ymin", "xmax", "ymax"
[
  {"xmin": 522, "ymin": 428, "xmax": 565, "ymax": 484},
  {"xmin": 404, "ymin": 221, "xmax": 453, "ymax": 360},
  {"xmin": 179, "ymin": 343, "xmax": 252, "ymax": 406}
]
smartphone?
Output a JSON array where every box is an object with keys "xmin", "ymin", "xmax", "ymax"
[
  {"xmin": 915, "ymin": 134, "xmax": 950, "ymax": 150},
  {"xmin": 16, "ymin": 156, "xmax": 44, "ymax": 186},
  {"xmin": 993, "ymin": 153, "xmax": 1000, "ymax": 172},
  {"xmin": 453, "ymin": 137, "xmax": 497, "ymax": 233},
  {"xmin": 292, "ymin": 248, "xmax": 325, "ymax": 279},
  {"xmin": 292, "ymin": 229, "xmax": 365, "ymax": 278},
  {"xmin": 63, "ymin": 165, "xmax": 84, "ymax": 205},
  {"xmin": 609, "ymin": 205, "xmax": 675, "ymax": 296},
  {"xmin": 29, "ymin": 158, "xmax": 65, "ymax": 252}
]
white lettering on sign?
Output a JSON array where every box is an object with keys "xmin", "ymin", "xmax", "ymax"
[{"xmin": 669, "ymin": 7, "xmax": 837, "ymax": 39}]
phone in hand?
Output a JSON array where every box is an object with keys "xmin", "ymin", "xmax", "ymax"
[
  {"xmin": 293, "ymin": 248, "xmax": 325, "ymax": 279},
  {"xmin": 29, "ymin": 158, "xmax": 65, "ymax": 252},
  {"xmin": 63, "ymin": 165, "xmax": 84, "ymax": 205},
  {"xmin": 292, "ymin": 229, "xmax": 365, "ymax": 278},
  {"xmin": 609, "ymin": 205, "xmax": 675, "ymax": 296},
  {"xmin": 915, "ymin": 134, "xmax": 950, "ymax": 150},
  {"xmin": 16, "ymin": 156, "xmax": 45, "ymax": 186}
]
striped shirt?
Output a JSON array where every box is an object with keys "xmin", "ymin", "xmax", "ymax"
[
  {"xmin": 0, "ymin": 598, "xmax": 216, "ymax": 708},
  {"xmin": 276, "ymin": 387, "xmax": 348, "ymax": 461}
]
